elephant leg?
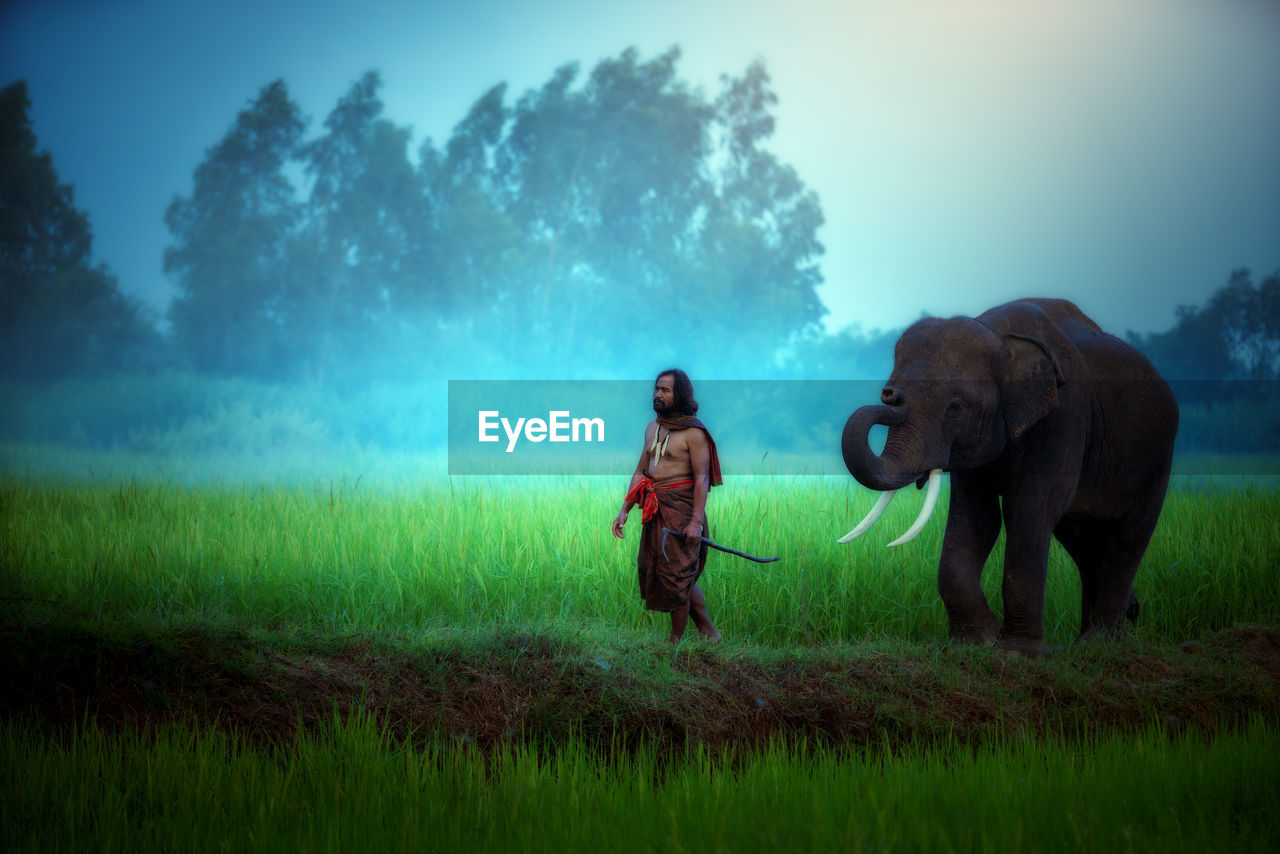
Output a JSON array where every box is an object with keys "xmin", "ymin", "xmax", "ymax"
[
  {"xmin": 995, "ymin": 442, "xmax": 1087, "ymax": 656},
  {"xmin": 1057, "ymin": 514, "xmax": 1160, "ymax": 640},
  {"xmin": 937, "ymin": 474, "xmax": 1001, "ymax": 645},
  {"xmin": 1056, "ymin": 466, "xmax": 1170, "ymax": 640},
  {"xmin": 994, "ymin": 529, "xmax": 1054, "ymax": 657},
  {"xmin": 1054, "ymin": 514, "xmax": 1107, "ymax": 630},
  {"xmin": 997, "ymin": 489, "xmax": 1073, "ymax": 657}
]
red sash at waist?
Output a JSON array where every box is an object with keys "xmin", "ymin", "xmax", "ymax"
[{"xmin": 625, "ymin": 477, "xmax": 694, "ymax": 523}]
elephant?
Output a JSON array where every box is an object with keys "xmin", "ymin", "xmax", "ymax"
[{"xmin": 839, "ymin": 298, "xmax": 1178, "ymax": 656}]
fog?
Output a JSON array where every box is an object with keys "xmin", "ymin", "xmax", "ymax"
[
  {"xmin": 3, "ymin": 0, "xmax": 1277, "ymax": 338},
  {"xmin": 2, "ymin": 0, "xmax": 1278, "ymax": 481}
]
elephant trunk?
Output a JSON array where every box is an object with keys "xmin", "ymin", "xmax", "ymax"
[
  {"xmin": 840, "ymin": 402, "xmax": 945, "ymax": 548},
  {"xmin": 841, "ymin": 403, "xmax": 920, "ymax": 492}
]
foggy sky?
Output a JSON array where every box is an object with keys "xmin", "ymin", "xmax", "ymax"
[{"xmin": 3, "ymin": 0, "xmax": 1278, "ymax": 338}]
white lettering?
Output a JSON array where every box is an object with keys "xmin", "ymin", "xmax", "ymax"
[
  {"xmin": 502, "ymin": 417, "xmax": 526, "ymax": 453},
  {"xmin": 478, "ymin": 411, "xmax": 500, "ymax": 443},
  {"xmin": 480, "ymin": 410, "xmax": 606, "ymax": 452},
  {"xmin": 573, "ymin": 416, "xmax": 605, "ymax": 442},
  {"xmin": 549, "ymin": 410, "xmax": 570, "ymax": 442}
]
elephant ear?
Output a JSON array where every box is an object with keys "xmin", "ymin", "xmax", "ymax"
[{"xmin": 1002, "ymin": 333, "xmax": 1066, "ymax": 439}]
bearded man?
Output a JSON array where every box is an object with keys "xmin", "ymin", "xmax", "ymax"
[{"xmin": 611, "ymin": 368, "xmax": 723, "ymax": 643}]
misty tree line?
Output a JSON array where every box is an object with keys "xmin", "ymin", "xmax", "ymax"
[
  {"xmin": 105, "ymin": 48, "xmax": 825, "ymax": 384},
  {"xmin": 3, "ymin": 53, "xmax": 1279, "ymax": 393},
  {"xmin": 1125, "ymin": 268, "xmax": 1280, "ymax": 384}
]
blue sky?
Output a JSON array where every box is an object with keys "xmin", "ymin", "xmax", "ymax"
[{"xmin": 3, "ymin": 0, "xmax": 1278, "ymax": 336}]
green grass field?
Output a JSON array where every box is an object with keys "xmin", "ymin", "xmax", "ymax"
[
  {"xmin": 2, "ymin": 448, "xmax": 1279, "ymax": 852},
  {"xmin": 3, "ymin": 716, "xmax": 1276, "ymax": 853},
  {"xmin": 3, "ymin": 469, "xmax": 1277, "ymax": 645}
]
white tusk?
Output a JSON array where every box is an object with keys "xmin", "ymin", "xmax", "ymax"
[
  {"xmin": 838, "ymin": 489, "xmax": 897, "ymax": 543},
  {"xmin": 887, "ymin": 469, "xmax": 943, "ymax": 547}
]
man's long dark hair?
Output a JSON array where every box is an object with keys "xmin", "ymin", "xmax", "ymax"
[{"xmin": 657, "ymin": 368, "xmax": 698, "ymax": 416}]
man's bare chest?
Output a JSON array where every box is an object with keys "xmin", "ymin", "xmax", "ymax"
[{"xmin": 648, "ymin": 427, "xmax": 692, "ymax": 476}]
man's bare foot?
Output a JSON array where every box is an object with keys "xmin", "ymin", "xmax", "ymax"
[{"xmin": 701, "ymin": 630, "xmax": 722, "ymax": 644}]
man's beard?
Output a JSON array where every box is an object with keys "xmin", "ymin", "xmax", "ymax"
[{"xmin": 653, "ymin": 399, "xmax": 673, "ymax": 416}]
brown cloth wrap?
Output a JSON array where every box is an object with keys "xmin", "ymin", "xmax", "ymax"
[
  {"xmin": 636, "ymin": 478, "xmax": 711, "ymax": 611},
  {"xmin": 634, "ymin": 416, "xmax": 723, "ymax": 612}
]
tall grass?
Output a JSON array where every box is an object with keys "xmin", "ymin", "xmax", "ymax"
[
  {"xmin": 4, "ymin": 457, "xmax": 1278, "ymax": 851},
  {"xmin": 3, "ymin": 473, "xmax": 1277, "ymax": 645},
  {"xmin": 2, "ymin": 715, "xmax": 1275, "ymax": 853}
]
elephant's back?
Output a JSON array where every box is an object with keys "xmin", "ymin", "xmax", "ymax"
[{"xmin": 1021, "ymin": 298, "xmax": 1100, "ymax": 333}]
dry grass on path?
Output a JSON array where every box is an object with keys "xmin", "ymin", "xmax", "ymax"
[{"xmin": 3, "ymin": 617, "xmax": 1277, "ymax": 754}]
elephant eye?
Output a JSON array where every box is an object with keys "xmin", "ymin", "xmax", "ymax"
[{"xmin": 946, "ymin": 397, "xmax": 963, "ymax": 413}]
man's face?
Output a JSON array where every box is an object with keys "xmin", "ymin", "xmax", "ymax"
[{"xmin": 653, "ymin": 375, "xmax": 676, "ymax": 416}]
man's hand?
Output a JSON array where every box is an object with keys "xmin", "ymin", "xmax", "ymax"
[
  {"xmin": 682, "ymin": 520, "xmax": 703, "ymax": 546},
  {"xmin": 612, "ymin": 510, "xmax": 629, "ymax": 539}
]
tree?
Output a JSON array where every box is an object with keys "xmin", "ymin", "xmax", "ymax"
[
  {"xmin": 161, "ymin": 49, "xmax": 828, "ymax": 382},
  {"xmin": 0, "ymin": 80, "xmax": 157, "ymax": 379},
  {"xmin": 293, "ymin": 71, "xmax": 427, "ymax": 384},
  {"xmin": 164, "ymin": 80, "xmax": 306, "ymax": 377},
  {"xmin": 1257, "ymin": 272, "xmax": 1280, "ymax": 377},
  {"xmin": 1127, "ymin": 268, "xmax": 1280, "ymax": 385},
  {"xmin": 780, "ymin": 322, "xmax": 899, "ymax": 380},
  {"xmin": 691, "ymin": 59, "xmax": 826, "ymax": 368},
  {"xmin": 476, "ymin": 48, "xmax": 827, "ymax": 373},
  {"xmin": 417, "ymin": 83, "xmax": 529, "ymax": 375},
  {"xmin": 1218, "ymin": 268, "xmax": 1280, "ymax": 378}
]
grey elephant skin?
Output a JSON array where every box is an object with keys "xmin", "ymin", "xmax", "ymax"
[{"xmin": 841, "ymin": 298, "xmax": 1179, "ymax": 656}]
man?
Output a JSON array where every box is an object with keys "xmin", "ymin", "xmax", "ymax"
[{"xmin": 612, "ymin": 368, "xmax": 723, "ymax": 643}]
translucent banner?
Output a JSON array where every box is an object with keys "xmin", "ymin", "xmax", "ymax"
[{"xmin": 446, "ymin": 379, "xmax": 1280, "ymax": 476}]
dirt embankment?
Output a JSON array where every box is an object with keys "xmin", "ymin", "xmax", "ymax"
[{"xmin": 2, "ymin": 619, "xmax": 1277, "ymax": 752}]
